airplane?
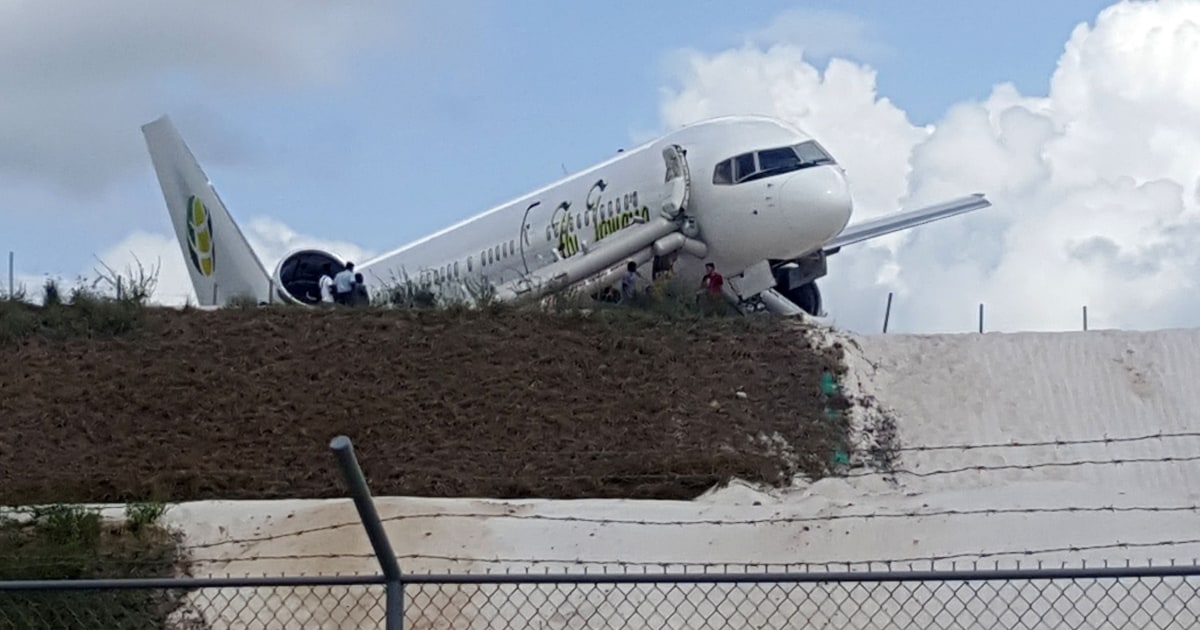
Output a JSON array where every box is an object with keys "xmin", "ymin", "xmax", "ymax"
[{"xmin": 141, "ymin": 114, "xmax": 990, "ymax": 318}]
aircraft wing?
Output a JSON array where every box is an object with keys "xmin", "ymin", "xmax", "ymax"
[{"xmin": 823, "ymin": 193, "xmax": 991, "ymax": 251}]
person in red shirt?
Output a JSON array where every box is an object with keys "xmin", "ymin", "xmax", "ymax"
[
  {"xmin": 701, "ymin": 262, "xmax": 724, "ymax": 295},
  {"xmin": 698, "ymin": 262, "xmax": 725, "ymax": 314}
]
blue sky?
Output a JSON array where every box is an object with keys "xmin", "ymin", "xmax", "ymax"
[
  {"xmin": 2, "ymin": 1, "xmax": 1111, "ymax": 263},
  {"xmin": 6, "ymin": 0, "xmax": 1198, "ymax": 333}
]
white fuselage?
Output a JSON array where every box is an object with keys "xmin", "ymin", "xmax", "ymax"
[{"xmin": 353, "ymin": 115, "xmax": 853, "ymax": 300}]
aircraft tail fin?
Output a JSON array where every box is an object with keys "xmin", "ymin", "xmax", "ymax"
[{"xmin": 141, "ymin": 116, "xmax": 272, "ymax": 306}]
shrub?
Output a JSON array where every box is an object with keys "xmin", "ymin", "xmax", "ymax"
[{"xmin": 0, "ymin": 502, "xmax": 188, "ymax": 629}]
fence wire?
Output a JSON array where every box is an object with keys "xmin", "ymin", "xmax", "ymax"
[{"xmin": 3, "ymin": 568, "xmax": 1200, "ymax": 629}]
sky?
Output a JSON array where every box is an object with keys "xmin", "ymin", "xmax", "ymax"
[{"xmin": 2, "ymin": 0, "xmax": 1198, "ymax": 334}]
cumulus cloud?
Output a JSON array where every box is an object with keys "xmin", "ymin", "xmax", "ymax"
[
  {"xmin": 244, "ymin": 218, "xmax": 377, "ymax": 276},
  {"xmin": 658, "ymin": 0, "xmax": 1200, "ymax": 333},
  {"xmin": 0, "ymin": 0, "xmax": 403, "ymax": 194}
]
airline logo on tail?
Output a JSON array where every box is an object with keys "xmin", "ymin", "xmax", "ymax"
[{"xmin": 186, "ymin": 195, "xmax": 215, "ymax": 277}]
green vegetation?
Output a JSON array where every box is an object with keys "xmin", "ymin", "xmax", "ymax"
[
  {"xmin": 199, "ymin": 265, "xmax": 758, "ymax": 335},
  {"xmin": 362, "ymin": 269, "xmax": 747, "ymax": 325},
  {"xmin": 0, "ymin": 258, "xmax": 159, "ymax": 346},
  {"xmin": 0, "ymin": 502, "xmax": 190, "ymax": 629}
]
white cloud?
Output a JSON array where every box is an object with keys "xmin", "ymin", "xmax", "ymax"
[
  {"xmin": 0, "ymin": 0, "xmax": 403, "ymax": 194},
  {"xmin": 657, "ymin": 0, "xmax": 1200, "ymax": 333},
  {"xmin": 244, "ymin": 217, "xmax": 377, "ymax": 274},
  {"xmin": 746, "ymin": 8, "xmax": 891, "ymax": 61}
]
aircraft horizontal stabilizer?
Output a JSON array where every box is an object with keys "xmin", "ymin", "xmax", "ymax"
[{"xmin": 824, "ymin": 193, "xmax": 991, "ymax": 251}]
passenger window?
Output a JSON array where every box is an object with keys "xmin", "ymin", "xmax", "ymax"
[
  {"xmin": 454, "ymin": 261, "xmax": 460, "ymax": 277},
  {"xmin": 713, "ymin": 159, "xmax": 733, "ymax": 185},
  {"xmin": 467, "ymin": 256, "xmax": 473, "ymax": 272},
  {"xmin": 510, "ymin": 239, "xmax": 516, "ymax": 254},
  {"xmin": 734, "ymin": 153, "xmax": 757, "ymax": 182}
]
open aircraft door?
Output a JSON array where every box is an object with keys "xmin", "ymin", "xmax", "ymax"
[{"xmin": 660, "ymin": 144, "xmax": 690, "ymax": 220}]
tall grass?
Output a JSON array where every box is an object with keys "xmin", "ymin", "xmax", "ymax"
[{"xmin": 0, "ymin": 260, "xmax": 159, "ymax": 346}]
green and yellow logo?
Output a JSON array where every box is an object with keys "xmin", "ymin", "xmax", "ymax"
[{"xmin": 185, "ymin": 195, "xmax": 215, "ymax": 277}]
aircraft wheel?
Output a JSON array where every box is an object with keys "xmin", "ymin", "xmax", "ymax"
[{"xmin": 790, "ymin": 282, "xmax": 822, "ymax": 316}]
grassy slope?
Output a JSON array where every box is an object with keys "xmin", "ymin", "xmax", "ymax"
[{"xmin": 0, "ymin": 299, "xmax": 854, "ymax": 504}]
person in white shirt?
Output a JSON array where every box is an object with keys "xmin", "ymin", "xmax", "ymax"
[
  {"xmin": 318, "ymin": 264, "xmax": 335, "ymax": 304},
  {"xmin": 333, "ymin": 262, "xmax": 356, "ymax": 305}
]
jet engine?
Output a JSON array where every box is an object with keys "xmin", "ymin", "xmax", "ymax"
[{"xmin": 271, "ymin": 249, "xmax": 347, "ymax": 305}]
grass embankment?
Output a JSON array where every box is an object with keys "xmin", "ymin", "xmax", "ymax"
[
  {"xmin": 0, "ymin": 503, "xmax": 188, "ymax": 630},
  {"xmin": 0, "ymin": 271, "xmax": 862, "ymax": 505}
]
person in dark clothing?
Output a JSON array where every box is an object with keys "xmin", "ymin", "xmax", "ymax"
[{"xmin": 352, "ymin": 272, "xmax": 370, "ymax": 306}]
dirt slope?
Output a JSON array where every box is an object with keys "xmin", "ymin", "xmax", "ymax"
[{"xmin": 0, "ymin": 306, "xmax": 851, "ymax": 504}]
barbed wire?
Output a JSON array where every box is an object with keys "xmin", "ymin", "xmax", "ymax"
[
  {"xmin": 890, "ymin": 429, "xmax": 1200, "ymax": 453},
  {"xmin": 180, "ymin": 536, "xmax": 1200, "ymax": 571},
  {"xmin": 844, "ymin": 453, "xmax": 1200, "ymax": 478},
  {"xmin": 182, "ymin": 503, "xmax": 1200, "ymax": 553}
]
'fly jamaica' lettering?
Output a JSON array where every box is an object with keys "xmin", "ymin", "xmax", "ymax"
[{"xmin": 547, "ymin": 179, "xmax": 648, "ymax": 260}]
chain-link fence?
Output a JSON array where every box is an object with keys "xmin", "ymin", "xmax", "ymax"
[
  {"xmin": 4, "ymin": 437, "xmax": 1200, "ymax": 628},
  {"xmin": 2, "ymin": 566, "xmax": 1200, "ymax": 629}
]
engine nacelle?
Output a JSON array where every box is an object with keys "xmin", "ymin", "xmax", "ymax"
[{"xmin": 272, "ymin": 249, "xmax": 347, "ymax": 305}]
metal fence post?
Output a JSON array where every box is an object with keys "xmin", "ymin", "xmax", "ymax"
[
  {"xmin": 7, "ymin": 251, "xmax": 13, "ymax": 298},
  {"xmin": 1082, "ymin": 305, "xmax": 1088, "ymax": 331},
  {"xmin": 882, "ymin": 292, "xmax": 893, "ymax": 333},
  {"xmin": 978, "ymin": 303, "xmax": 984, "ymax": 333},
  {"xmin": 330, "ymin": 435, "xmax": 403, "ymax": 629}
]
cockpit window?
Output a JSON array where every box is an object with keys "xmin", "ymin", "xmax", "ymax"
[
  {"xmin": 712, "ymin": 159, "xmax": 732, "ymax": 185},
  {"xmin": 734, "ymin": 154, "xmax": 757, "ymax": 181},
  {"xmin": 712, "ymin": 140, "xmax": 837, "ymax": 186},
  {"xmin": 757, "ymin": 146, "xmax": 803, "ymax": 172},
  {"xmin": 793, "ymin": 140, "xmax": 835, "ymax": 167}
]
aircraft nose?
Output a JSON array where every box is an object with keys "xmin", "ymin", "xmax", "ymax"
[{"xmin": 778, "ymin": 166, "xmax": 853, "ymax": 246}]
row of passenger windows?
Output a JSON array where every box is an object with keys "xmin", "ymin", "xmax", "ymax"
[
  {"xmin": 712, "ymin": 140, "xmax": 835, "ymax": 186},
  {"xmin": 417, "ymin": 237, "xmax": 519, "ymax": 286}
]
